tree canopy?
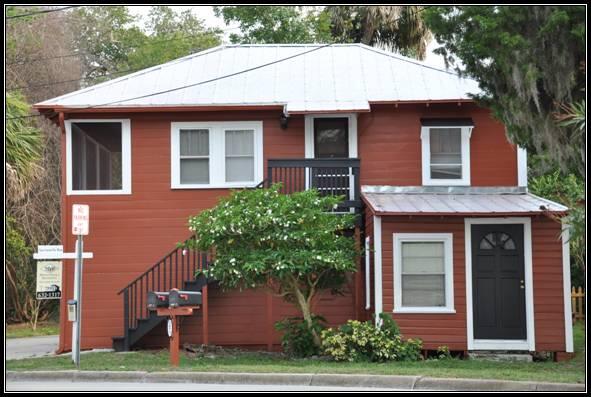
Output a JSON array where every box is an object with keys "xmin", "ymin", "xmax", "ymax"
[
  {"xmin": 187, "ymin": 185, "xmax": 358, "ymax": 345},
  {"xmin": 424, "ymin": 6, "xmax": 586, "ymax": 176}
]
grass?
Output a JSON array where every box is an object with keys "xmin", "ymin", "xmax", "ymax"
[
  {"xmin": 6, "ymin": 322, "xmax": 60, "ymax": 339},
  {"xmin": 6, "ymin": 323, "xmax": 585, "ymax": 384}
]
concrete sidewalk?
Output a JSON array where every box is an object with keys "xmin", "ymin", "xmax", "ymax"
[
  {"xmin": 6, "ymin": 371, "xmax": 585, "ymax": 392},
  {"xmin": 6, "ymin": 336, "xmax": 59, "ymax": 360}
]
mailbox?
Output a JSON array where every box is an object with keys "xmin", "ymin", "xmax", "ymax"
[
  {"xmin": 67, "ymin": 299, "xmax": 77, "ymax": 322},
  {"xmin": 169, "ymin": 289, "xmax": 202, "ymax": 308},
  {"xmin": 147, "ymin": 291, "xmax": 170, "ymax": 310}
]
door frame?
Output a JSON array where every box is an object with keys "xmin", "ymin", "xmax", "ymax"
[
  {"xmin": 304, "ymin": 114, "xmax": 358, "ymax": 200},
  {"xmin": 464, "ymin": 217, "xmax": 535, "ymax": 351}
]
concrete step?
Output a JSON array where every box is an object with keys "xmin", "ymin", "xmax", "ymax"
[{"xmin": 468, "ymin": 351, "xmax": 532, "ymax": 362}]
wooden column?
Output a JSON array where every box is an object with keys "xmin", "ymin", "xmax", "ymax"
[
  {"xmin": 202, "ymin": 285, "xmax": 209, "ymax": 345},
  {"xmin": 170, "ymin": 315, "xmax": 180, "ymax": 366}
]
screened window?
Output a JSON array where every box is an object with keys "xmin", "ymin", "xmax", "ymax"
[
  {"xmin": 394, "ymin": 233, "xmax": 454, "ymax": 313},
  {"xmin": 171, "ymin": 121, "xmax": 262, "ymax": 188},
  {"xmin": 421, "ymin": 125, "xmax": 472, "ymax": 186},
  {"xmin": 66, "ymin": 120, "xmax": 131, "ymax": 195},
  {"xmin": 430, "ymin": 128, "xmax": 462, "ymax": 179},
  {"xmin": 225, "ymin": 129, "xmax": 254, "ymax": 182},
  {"xmin": 180, "ymin": 129, "xmax": 209, "ymax": 184}
]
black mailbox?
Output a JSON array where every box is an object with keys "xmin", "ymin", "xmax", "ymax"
[
  {"xmin": 169, "ymin": 289, "xmax": 202, "ymax": 308},
  {"xmin": 147, "ymin": 291, "xmax": 169, "ymax": 310}
]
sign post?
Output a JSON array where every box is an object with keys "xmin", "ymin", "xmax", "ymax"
[
  {"xmin": 32, "ymin": 212, "xmax": 93, "ymax": 368},
  {"xmin": 72, "ymin": 204, "xmax": 89, "ymax": 368}
]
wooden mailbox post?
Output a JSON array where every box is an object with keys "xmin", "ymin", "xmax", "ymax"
[
  {"xmin": 155, "ymin": 306, "xmax": 199, "ymax": 367},
  {"xmin": 148, "ymin": 289, "xmax": 202, "ymax": 367}
]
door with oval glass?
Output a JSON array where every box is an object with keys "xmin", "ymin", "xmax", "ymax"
[{"xmin": 471, "ymin": 224, "xmax": 526, "ymax": 340}]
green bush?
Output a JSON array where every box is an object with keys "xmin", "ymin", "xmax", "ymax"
[
  {"xmin": 321, "ymin": 313, "xmax": 422, "ymax": 362},
  {"xmin": 275, "ymin": 316, "xmax": 326, "ymax": 357}
]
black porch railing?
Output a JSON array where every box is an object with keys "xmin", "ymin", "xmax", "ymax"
[
  {"xmin": 266, "ymin": 158, "xmax": 361, "ymax": 212},
  {"xmin": 117, "ymin": 235, "xmax": 208, "ymax": 347}
]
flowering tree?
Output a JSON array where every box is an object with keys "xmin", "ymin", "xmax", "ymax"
[{"xmin": 186, "ymin": 184, "xmax": 358, "ymax": 346}]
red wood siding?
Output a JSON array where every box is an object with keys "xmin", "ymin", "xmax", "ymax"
[
  {"xmin": 379, "ymin": 215, "xmax": 566, "ymax": 352},
  {"xmin": 531, "ymin": 216, "xmax": 566, "ymax": 351},
  {"xmin": 358, "ymin": 104, "xmax": 518, "ymax": 186},
  {"xmin": 57, "ymin": 110, "xmax": 354, "ymax": 351},
  {"xmin": 57, "ymin": 102, "xmax": 525, "ymax": 352}
]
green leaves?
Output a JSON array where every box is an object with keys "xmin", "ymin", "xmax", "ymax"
[
  {"xmin": 424, "ymin": 6, "xmax": 586, "ymax": 176},
  {"xmin": 6, "ymin": 92, "xmax": 42, "ymax": 199},
  {"xmin": 187, "ymin": 184, "xmax": 358, "ymax": 293}
]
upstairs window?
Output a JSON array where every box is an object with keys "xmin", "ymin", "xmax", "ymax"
[
  {"xmin": 66, "ymin": 119, "xmax": 131, "ymax": 195},
  {"xmin": 171, "ymin": 121, "xmax": 263, "ymax": 189},
  {"xmin": 420, "ymin": 119, "xmax": 473, "ymax": 186}
]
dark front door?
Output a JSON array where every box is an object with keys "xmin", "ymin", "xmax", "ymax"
[
  {"xmin": 471, "ymin": 224, "xmax": 527, "ymax": 340},
  {"xmin": 312, "ymin": 118, "xmax": 350, "ymax": 197}
]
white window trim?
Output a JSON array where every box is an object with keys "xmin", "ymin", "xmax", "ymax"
[
  {"xmin": 464, "ymin": 217, "xmax": 535, "ymax": 351},
  {"xmin": 65, "ymin": 119, "xmax": 132, "ymax": 195},
  {"xmin": 393, "ymin": 233, "xmax": 455, "ymax": 314},
  {"xmin": 421, "ymin": 125, "xmax": 472, "ymax": 186},
  {"xmin": 517, "ymin": 146, "xmax": 528, "ymax": 188},
  {"xmin": 171, "ymin": 121, "xmax": 263, "ymax": 189},
  {"xmin": 561, "ymin": 218, "xmax": 574, "ymax": 353}
]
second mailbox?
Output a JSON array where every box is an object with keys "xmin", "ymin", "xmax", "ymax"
[
  {"xmin": 169, "ymin": 290, "xmax": 202, "ymax": 307},
  {"xmin": 147, "ymin": 291, "xmax": 169, "ymax": 310}
]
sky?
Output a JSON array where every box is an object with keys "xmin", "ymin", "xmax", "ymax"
[{"xmin": 127, "ymin": 6, "xmax": 448, "ymax": 70}]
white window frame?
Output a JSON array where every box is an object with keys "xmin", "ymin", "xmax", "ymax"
[
  {"xmin": 65, "ymin": 119, "xmax": 132, "ymax": 195},
  {"xmin": 393, "ymin": 233, "xmax": 455, "ymax": 314},
  {"xmin": 421, "ymin": 125, "xmax": 472, "ymax": 186},
  {"xmin": 171, "ymin": 121, "xmax": 263, "ymax": 189}
]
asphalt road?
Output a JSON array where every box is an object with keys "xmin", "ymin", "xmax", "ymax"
[
  {"xmin": 6, "ymin": 380, "xmax": 398, "ymax": 392},
  {"xmin": 6, "ymin": 335, "xmax": 59, "ymax": 360}
]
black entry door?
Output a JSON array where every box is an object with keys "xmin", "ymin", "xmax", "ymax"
[
  {"xmin": 471, "ymin": 224, "xmax": 526, "ymax": 340},
  {"xmin": 312, "ymin": 118, "xmax": 350, "ymax": 197}
]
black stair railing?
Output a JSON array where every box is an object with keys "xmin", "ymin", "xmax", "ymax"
[{"xmin": 117, "ymin": 235, "xmax": 208, "ymax": 343}]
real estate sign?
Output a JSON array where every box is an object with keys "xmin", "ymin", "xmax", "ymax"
[{"xmin": 36, "ymin": 260, "xmax": 63, "ymax": 299}]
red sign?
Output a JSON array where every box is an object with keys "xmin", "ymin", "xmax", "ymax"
[{"xmin": 72, "ymin": 204, "xmax": 89, "ymax": 235}]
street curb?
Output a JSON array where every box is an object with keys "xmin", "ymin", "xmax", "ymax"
[{"xmin": 6, "ymin": 371, "xmax": 585, "ymax": 391}]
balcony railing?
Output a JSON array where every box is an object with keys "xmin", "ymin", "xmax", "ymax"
[{"xmin": 266, "ymin": 158, "xmax": 361, "ymax": 213}]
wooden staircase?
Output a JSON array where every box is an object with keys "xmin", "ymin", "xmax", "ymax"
[{"xmin": 112, "ymin": 236, "xmax": 210, "ymax": 351}]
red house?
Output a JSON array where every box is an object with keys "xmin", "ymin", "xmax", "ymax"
[{"xmin": 35, "ymin": 44, "xmax": 572, "ymax": 357}]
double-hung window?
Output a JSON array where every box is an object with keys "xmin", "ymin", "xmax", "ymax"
[
  {"xmin": 420, "ymin": 119, "xmax": 473, "ymax": 186},
  {"xmin": 393, "ymin": 233, "xmax": 455, "ymax": 313},
  {"xmin": 65, "ymin": 119, "xmax": 132, "ymax": 195},
  {"xmin": 171, "ymin": 121, "xmax": 263, "ymax": 188}
]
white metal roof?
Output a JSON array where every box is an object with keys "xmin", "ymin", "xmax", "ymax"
[
  {"xmin": 361, "ymin": 186, "xmax": 568, "ymax": 215},
  {"xmin": 35, "ymin": 44, "xmax": 481, "ymax": 113}
]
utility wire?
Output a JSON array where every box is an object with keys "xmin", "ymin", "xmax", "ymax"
[
  {"xmin": 7, "ymin": 6, "xmax": 430, "ymax": 120},
  {"xmin": 6, "ymin": 43, "xmax": 332, "ymax": 120},
  {"xmin": 7, "ymin": 26, "xmax": 241, "ymax": 66},
  {"xmin": 6, "ymin": 5, "xmax": 79, "ymax": 20}
]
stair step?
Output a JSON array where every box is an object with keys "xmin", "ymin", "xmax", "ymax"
[{"xmin": 468, "ymin": 352, "xmax": 532, "ymax": 362}]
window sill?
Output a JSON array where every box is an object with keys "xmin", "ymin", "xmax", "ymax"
[
  {"xmin": 393, "ymin": 308, "xmax": 456, "ymax": 314},
  {"xmin": 422, "ymin": 180, "xmax": 470, "ymax": 186},
  {"xmin": 67, "ymin": 189, "xmax": 131, "ymax": 196},
  {"xmin": 171, "ymin": 182, "xmax": 260, "ymax": 190}
]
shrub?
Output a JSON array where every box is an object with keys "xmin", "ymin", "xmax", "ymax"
[
  {"xmin": 321, "ymin": 314, "xmax": 422, "ymax": 362},
  {"xmin": 435, "ymin": 345, "xmax": 452, "ymax": 360},
  {"xmin": 275, "ymin": 316, "xmax": 326, "ymax": 357}
]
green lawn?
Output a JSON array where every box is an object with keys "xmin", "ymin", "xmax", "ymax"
[
  {"xmin": 7, "ymin": 323, "xmax": 585, "ymax": 384},
  {"xmin": 6, "ymin": 322, "xmax": 60, "ymax": 339}
]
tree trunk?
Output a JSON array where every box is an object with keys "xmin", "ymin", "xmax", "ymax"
[{"xmin": 292, "ymin": 284, "xmax": 321, "ymax": 347}]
